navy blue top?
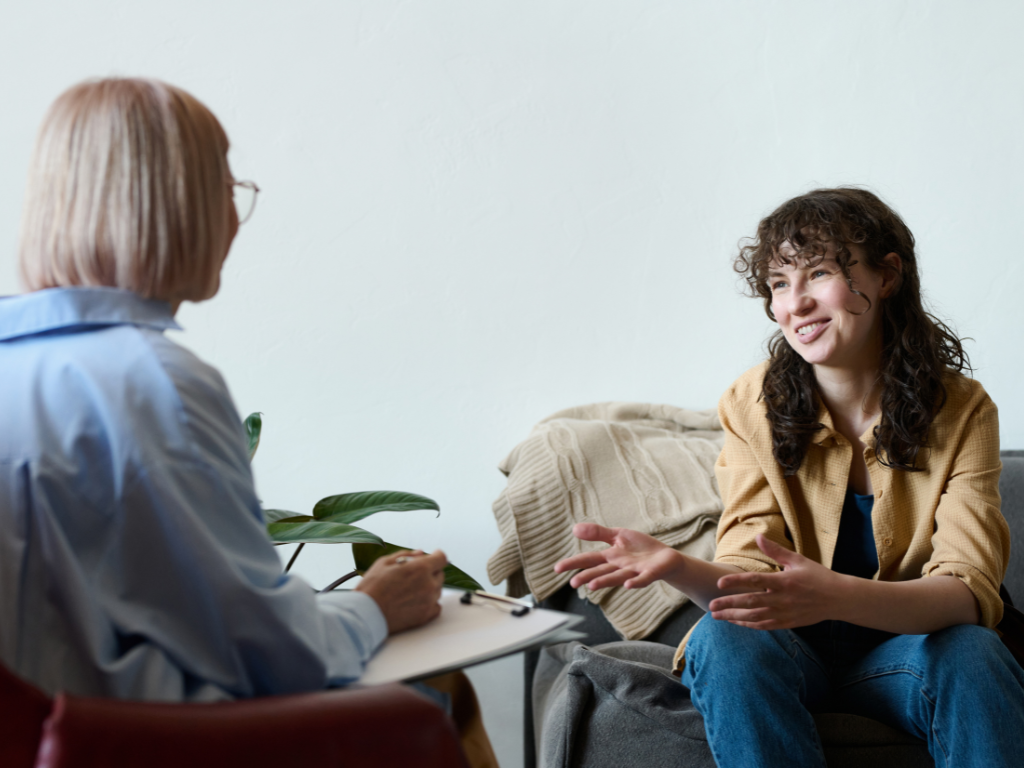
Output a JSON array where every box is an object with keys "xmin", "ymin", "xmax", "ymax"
[{"xmin": 831, "ymin": 488, "xmax": 879, "ymax": 579}]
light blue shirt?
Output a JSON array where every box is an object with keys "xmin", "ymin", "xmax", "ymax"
[{"xmin": 0, "ymin": 287, "xmax": 387, "ymax": 701}]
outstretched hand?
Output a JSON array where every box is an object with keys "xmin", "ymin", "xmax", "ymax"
[
  {"xmin": 708, "ymin": 534, "xmax": 842, "ymax": 630},
  {"xmin": 553, "ymin": 523, "xmax": 683, "ymax": 591}
]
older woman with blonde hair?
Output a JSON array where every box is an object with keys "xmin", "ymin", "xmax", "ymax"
[{"xmin": 0, "ymin": 78, "xmax": 448, "ymax": 702}]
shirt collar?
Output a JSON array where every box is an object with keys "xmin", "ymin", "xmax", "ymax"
[
  {"xmin": 0, "ymin": 287, "xmax": 181, "ymax": 342},
  {"xmin": 811, "ymin": 397, "xmax": 882, "ymax": 449}
]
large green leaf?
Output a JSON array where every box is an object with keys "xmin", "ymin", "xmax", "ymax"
[
  {"xmin": 352, "ymin": 541, "xmax": 483, "ymax": 591},
  {"xmin": 440, "ymin": 562, "xmax": 484, "ymax": 591},
  {"xmin": 263, "ymin": 509, "xmax": 303, "ymax": 523},
  {"xmin": 352, "ymin": 542, "xmax": 406, "ymax": 571},
  {"xmin": 245, "ymin": 412, "xmax": 263, "ymax": 462},
  {"xmin": 313, "ymin": 491, "xmax": 440, "ymax": 525},
  {"xmin": 268, "ymin": 520, "xmax": 384, "ymax": 546}
]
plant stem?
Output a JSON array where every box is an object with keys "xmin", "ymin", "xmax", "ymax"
[
  {"xmin": 319, "ymin": 570, "xmax": 359, "ymax": 593},
  {"xmin": 285, "ymin": 543, "xmax": 305, "ymax": 573}
]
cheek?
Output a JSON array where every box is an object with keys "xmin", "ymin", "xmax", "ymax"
[
  {"xmin": 839, "ymin": 288, "xmax": 874, "ymax": 315},
  {"xmin": 771, "ymin": 300, "xmax": 790, "ymax": 325}
]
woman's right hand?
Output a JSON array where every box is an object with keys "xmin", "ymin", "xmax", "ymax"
[
  {"xmin": 553, "ymin": 523, "xmax": 683, "ymax": 591},
  {"xmin": 356, "ymin": 549, "xmax": 447, "ymax": 634}
]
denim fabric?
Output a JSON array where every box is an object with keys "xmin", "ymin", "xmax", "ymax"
[{"xmin": 681, "ymin": 615, "xmax": 1024, "ymax": 768}]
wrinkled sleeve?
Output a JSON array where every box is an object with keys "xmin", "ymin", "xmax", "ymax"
[
  {"xmin": 712, "ymin": 387, "xmax": 790, "ymax": 574},
  {"xmin": 114, "ymin": 338, "xmax": 388, "ymax": 697},
  {"xmin": 118, "ymin": 455, "xmax": 387, "ymax": 697},
  {"xmin": 921, "ymin": 395, "xmax": 1008, "ymax": 629}
]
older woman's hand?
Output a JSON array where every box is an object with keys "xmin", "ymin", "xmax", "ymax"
[
  {"xmin": 708, "ymin": 534, "xmax": 843, "ymax": 630},
  {"xmin": 356, "ymin": 549, "xmax": 447, "ymax": 634}
]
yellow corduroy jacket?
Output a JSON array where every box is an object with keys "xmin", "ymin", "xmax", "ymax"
[{"xmin": 673, "ymin": 362, "xmax": 1009, "ymax": 674}]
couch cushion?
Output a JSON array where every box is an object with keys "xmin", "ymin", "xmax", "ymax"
[
  {"xmin": 1001, "ymin": 451, "xmax": 1024, "ymax": 600},
  {"xmin": 534, "ymin": 641, "xmax": 934, "ymax": 768}
]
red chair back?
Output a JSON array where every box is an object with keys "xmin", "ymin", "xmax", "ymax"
[
  {"xmin": 34, "ymin": 683, "xmax": 470, "ymax": 768},
  {"xmin": 0, "ymin": 660, "xmax": 52, "ymax": 768}
]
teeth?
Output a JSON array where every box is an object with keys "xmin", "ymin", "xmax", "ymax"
[{"xmin": 798, "ymin": 322, "xmax": 822, "ymax": 336}]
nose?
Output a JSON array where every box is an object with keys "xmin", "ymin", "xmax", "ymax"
[
  {"xmin": 788, "ymin": 282, "xmax": 815, "ymax": 315},
  {"xmin": 773, "ymin": 281, "xmax": 814, "ymax": 322}
]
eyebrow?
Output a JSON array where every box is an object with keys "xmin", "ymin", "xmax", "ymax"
[{"xmin": 768, "ymin": 254, "xmax": 838, "ymax": 278}]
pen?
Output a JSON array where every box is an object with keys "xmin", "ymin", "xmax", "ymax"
[{"xmin": 460, "ymin": 590, "xmax": 531, "ymax": 616}]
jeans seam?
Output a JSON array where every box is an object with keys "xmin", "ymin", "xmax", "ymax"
[
  {"xmin": 790, "ymin": 634, "xmax": 829, "ymax": 681},
  {"xmin": 835, "ymin": 665, "xmax": 923, "ymax": 690},
  {"xmin": 836, "ymin": 666, "xmax": 950, "ymax": 765},
  {"xmin": 919, "ymin": 685, "xmax": 949, "ymax": 766}
]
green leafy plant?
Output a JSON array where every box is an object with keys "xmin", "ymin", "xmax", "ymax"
[{"xmin": 246, "ymin": 412, "xmax": 482, "ymax": 592}]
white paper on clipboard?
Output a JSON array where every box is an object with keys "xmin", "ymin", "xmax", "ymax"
[{"xmin": 357, "ymin": 589, "xmax": 584, "ymax": 685}]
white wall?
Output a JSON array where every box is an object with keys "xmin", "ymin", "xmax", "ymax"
[{"xmin": 3, "ymin": 2, "xmax": 1024, "ymax": 765}]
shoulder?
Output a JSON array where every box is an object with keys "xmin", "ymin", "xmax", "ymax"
[
  {"xmin": 927, "ymin": 371, "xmax": 998, "ymax": 454},
  {"xmin": 142, "ymin": 332, "xmax": 251, "ymax": 474},
  {"xmin": 941, "ymin": 371, "xmax": 994, "ymax": 414},
  {"xmin": 718, "ymin": 362, "xmax": 770, "ymax": 427}
]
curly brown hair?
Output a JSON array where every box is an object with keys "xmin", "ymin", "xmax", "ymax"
[{"xmin": 734, "ymin": 187, "xmax": 969, "ymax": 476}]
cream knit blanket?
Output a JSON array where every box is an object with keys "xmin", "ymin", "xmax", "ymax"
[{"xmin": 487, "ymin": 402, "xmax": 725, "ymax": 641}]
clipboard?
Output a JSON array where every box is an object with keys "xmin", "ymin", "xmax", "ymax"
[{"xmin": 357, "ymin": 589, "xmax": 585, "ymax": 685}]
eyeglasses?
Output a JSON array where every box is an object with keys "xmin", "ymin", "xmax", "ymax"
[{"xmin": 230, "ymin": 180, "xmax": 260, "ymax": 225}]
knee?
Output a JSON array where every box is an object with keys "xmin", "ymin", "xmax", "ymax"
[
  {"xmin": 686, "ymin": 616, "xmax": 794, "ymax": 674},
  {"xmin": 921, "ymin": 624, "xmax": 1021, "ymax": 682}
]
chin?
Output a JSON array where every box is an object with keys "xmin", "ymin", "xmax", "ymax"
[{"xmin": 788, "ymin": 342, "xmax": 836, "ymax": 367}]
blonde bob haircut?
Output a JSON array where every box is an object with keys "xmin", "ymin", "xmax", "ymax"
[{"xmin": 19, "ymin": 78, "xmax": 232, "ymax": 303}]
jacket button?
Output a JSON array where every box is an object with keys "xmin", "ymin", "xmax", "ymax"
[{"xmin": 883, "ymin": 537, "xmax": 893, "ymax": 546}]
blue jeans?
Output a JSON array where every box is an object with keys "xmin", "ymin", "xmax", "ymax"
[{"xmin": 680, "ymin": 615, "xmax": 1024, "ymax": 768}]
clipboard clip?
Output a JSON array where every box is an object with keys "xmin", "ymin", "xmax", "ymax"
[{"xmin": 460, "ymin": 590, "xmax": 531, "ymax": 617}]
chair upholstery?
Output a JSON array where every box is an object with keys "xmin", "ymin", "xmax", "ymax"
[
  {"xmin": 1, "ymin": 660, "xmax": 469, "ymax": 768},
  {"xmin": 0, "ymin": 658, "xmax": 51, "ymax": 768}
]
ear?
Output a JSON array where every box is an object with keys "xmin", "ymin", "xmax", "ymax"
[{"xmin": 879, "ymin": 252, "xmax": 902, "ymax": 298}]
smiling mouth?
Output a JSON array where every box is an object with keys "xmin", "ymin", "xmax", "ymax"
[{"xmin": 796, "ymin": 320, "xmax": 829, "ymax": 338}]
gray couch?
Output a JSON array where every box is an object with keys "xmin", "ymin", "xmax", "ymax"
[{"xmin": 526, "ymin": 450, "xmax": 1024, "ymax": 768}]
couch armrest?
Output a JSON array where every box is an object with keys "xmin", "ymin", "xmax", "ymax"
[{"xmin": 34, "ymin": 683, "xmax": 469, "ymax": 768}]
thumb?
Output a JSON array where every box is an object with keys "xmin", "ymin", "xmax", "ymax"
[{"xmin": 756, "ymin": 534, "xmax": 801, "ymax": 568}]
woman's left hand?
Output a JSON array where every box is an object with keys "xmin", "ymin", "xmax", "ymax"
[{"xmin": 707, "ymin": 534, "xmax": 844, "ymax": 630}]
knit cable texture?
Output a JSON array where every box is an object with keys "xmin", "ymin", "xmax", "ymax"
[{"xmin": 488, "ymin": 402, "xmax": 724, "ymax": 641}]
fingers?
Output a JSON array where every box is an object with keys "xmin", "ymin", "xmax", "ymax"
[
  {"xmin": 755, "ymin": 534, "xmax": 802, "ymax": 567},
  {"xmin": 571, "ymin": 522, "xmax": 618, "ymax": 545},
  {"xmin": 424, "ymin": 600, "xmax": 442, "ymax": 624},
  {"xmin": 554, "ymin": 551, "xmax": 611, "ymax": 574},
  {"xmin": 717, "ymin": 571, "xmax": 774, "ymax": 592},
  {"xmin": 581, "ymin": 566, "xmax": 641, "ymax": 591},
  {"xmin": 712, "ymin": 607, "xmax": 773, "ymax": 623},
  {"xmin": 709, "ymin": 590, "xmax": 772, "ymax": 614},
  {"xmin": 569, "ymin": 563, "xmax": 619, "ymax": 589},
  {"xmin": 725, "ymin": 618, "xmax": 781, "ymax": 631},
  {"xmin": 420, "ymin": 549, "xmax": 448, "ymax": 571},
  {"xmin": 623, "ymin": 570, "xmax": 658, "ymax": 590}
]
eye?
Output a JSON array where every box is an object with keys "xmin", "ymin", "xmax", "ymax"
[
  {"xmin": 811, "ymin": 269, "xmax": 829, "ymax": 279},
  {"xmin": 770, "ymin": 280, "xmax": 788, "ymax": 292}
]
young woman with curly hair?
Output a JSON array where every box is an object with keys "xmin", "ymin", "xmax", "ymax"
[{"xmin": 556, "ymin": 188, "xmax": 1024, "ymax": 766}]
